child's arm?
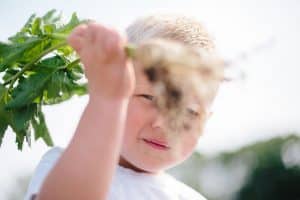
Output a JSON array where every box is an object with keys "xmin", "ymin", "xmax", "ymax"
[{"xmin": 36, "ymin": 23, "xmax": 135, "ymax": 200}]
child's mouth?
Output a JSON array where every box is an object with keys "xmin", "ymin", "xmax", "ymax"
[{"xmin": 142, "ymin": 139, "xmax": 170, "ymax": 150}]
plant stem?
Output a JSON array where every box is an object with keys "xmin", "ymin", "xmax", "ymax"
[
  {"xmin": 124, "ymin": 44, "xmax": 136, "ymax": 58},
  {"xmin": 48, "ymin": 33, "xmax": 137, "ymax": 58},
  {"xmin": 47, "ymin": 33, "xmax": 68, "ymax": 41},
  {"xmin": 66, "ymin": 58, "xmax": 80, "ymax": 69}
]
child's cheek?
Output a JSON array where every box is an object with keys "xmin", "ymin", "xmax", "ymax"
[
  {"xmin": 178, "ymin": 135, "xmax": 199, "ymax": 160},
  {"xmin": 125, "ymin": 99, "xmax": 148, "ymax": 135}
]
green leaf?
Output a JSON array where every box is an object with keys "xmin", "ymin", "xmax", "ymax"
[
  {"xmin": 56, "ymin": 12, "xmax": 81, "ymax": 34},
  {"xmin": 36, "ymin": 67, "xmax": 84, "ymax": 106},
  {"xmin": 21, "ymin": 14, "xmax": 36, "ymax": 34},
  {"xmin": 5, "ymin": 67, "xmax": 56, "ymax": 109},
  {"xmin": 0, "ymin": 37, "xmax": 43, "ymax": 70},
  {"xmin": 43, "ymin": 70, "xmax": 63, "ymax": 102},
  {"xmin": 0, "ymin": 120, "xmax": 8, "ymax": 147},
  {"xmin": 67, "ymin": 69, "xmax": 83, "ymax": 81},
  {"xmin": 43, "ymin": 70, "xmax": 71, "ymax": 104},
  {"xmin": 25, "ymin": 124, "xmax": 32, "ymax": 147},
  {"xmin": 13, "ymin": 125, "xmax": 31, "ymax": 150},
  {"xmin": 31, "ymin": 105, "xmax": 53, "ymax": 146},
  {"xmin": 42, "ymin": 9, "xmax": 61, "ymax": 24},
  {"xmin": 38, "ymin": 55, "xmax": 66, "ymax": 69},
  {"xmin": 21, "ymin": 39, "xmax": 51, "ymax": 63},
  {"xmin": 10, "ymin": 103, "xmax": 37, "ymax": 132},
  {"xmin": 15, "ymin": 131, "xmax": 25, "ymax": 150},
  {"xmin": 42, "ymin": 9, "xmax": 56, "ymax": 23},
  {"xmin": 14, "ymin": 122, "xmax": 32, "ymax": 149},
  {"xmin": 71, "ymin": 83, "xmax": 88, "ymax": 96},
  {"xmin": 0, "ymin": 42, "xmax": 10, "ymax": 72},
  {"xmin": 0, "ymin": 10, "xmax": 85, "ymax": 150},
  {"xmin": 0, "ymin": 42, "xmax": 10, "ymax": 58},
  {"xmin": 57, "ymin": 45, "xmax": 73, "ymax": 56},
  {"xmin": 7, "ymin": 14, "xmax": 36, "ymax": 44},
  {"xmin": 0, "ymin": 84, "xmax": 9, "ymax": 146},
  {"xmin": 31, "ymin": 18, "xmax": 42, "ymax": 36},
  {"xmin": 8, "ymin": 33, "xmax": 31, "ymax": 44},
  {"xmin": 2, "ymin": 68, "xmax": 20, "ymax": 82},
  {"xmin": 43, "ymin": 24, "xmax": 56, "ymax": 34},
  {"xmin": 63, "ymin": 76, "xmax": 88, "ymax": 97},
  {"xmin": 8, "ymin": 103, "xmax": 37, "ymax": 150}
]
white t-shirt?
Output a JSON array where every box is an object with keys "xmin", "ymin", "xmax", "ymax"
[{"xmin": 24, "ymin": 147, "xmax": 207, "ymax": 200}]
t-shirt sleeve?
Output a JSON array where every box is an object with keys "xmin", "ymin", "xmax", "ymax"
[
  {"xmin": 23, "ymin": 146, "xmax": 64, "ymax": 200},
  {"xmin": 177, "ymin": 181, "xmax": 207, "ymax": 200}
]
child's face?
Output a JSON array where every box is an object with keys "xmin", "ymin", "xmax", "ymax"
[{"xmin": 119, "ymin": 63, "xmax": 211, "ymax": 173}]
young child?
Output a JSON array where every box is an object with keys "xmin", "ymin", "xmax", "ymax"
[{"xmin": 24, "ymin": 14, "xmax": 221, "ymax": 200}]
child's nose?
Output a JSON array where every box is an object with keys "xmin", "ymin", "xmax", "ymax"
[{"xmin": 151, "ymin": 112, "xmax": 166, "ymax": 129}]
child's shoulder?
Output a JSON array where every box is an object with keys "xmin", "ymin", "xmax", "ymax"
[
  {"xmin": 164, "ymin": 173, "xmax": 207, "ymax": 200},
  {"xmin": 24, "ymin": 146, "xmax": 64, "ymax": 200},
  {"xmin": 43, "ymin": 146, "xmax": 64, "ymax": 158}
]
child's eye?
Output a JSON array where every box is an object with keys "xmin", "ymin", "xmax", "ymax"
[
  {"xmin": 138, "ymin": 94, "xmax": 155, "ymax": 101},
  {"xmin": 186, "ymin": 108, "xmax": 200, "ymax": 117},
  {"xmin": 186, "ymin": 103, "xmax": 201, "ymax": 117}
]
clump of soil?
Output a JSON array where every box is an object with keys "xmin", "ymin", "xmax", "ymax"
[{"xmin": 133, "ymin": 39, "xmax": 224, "ymax": 133}]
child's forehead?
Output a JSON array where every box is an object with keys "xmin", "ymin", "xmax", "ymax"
[{"xmin": 134, "ymin": 64, "xmax": 153, "ymax": 90}]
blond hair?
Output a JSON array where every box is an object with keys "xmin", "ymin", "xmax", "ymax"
[
  {"xmin": 126, "ymin": 14, "xmax": 221, "ymax": 112},
  {"xmin": 126, "ymin": 14, "xmax": 215, "ymax": 52}
]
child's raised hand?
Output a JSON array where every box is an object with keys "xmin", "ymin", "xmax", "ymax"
[{"xmin": 67, "ymin": 22, "xmax": 135, "ymax": 101}]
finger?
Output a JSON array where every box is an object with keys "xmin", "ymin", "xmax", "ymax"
[
  {"xmin": 67, "ymin": 24, "xmax": 88, "ymax": 53},
  {"xmin": 90, "ymin": 24, "xmax": 114, "ymax": 60},
  {"xmin": 104, "ymin": 28, "xmax": 127, "ymax": 62},
  {"xmin": 86, "ymin": 22, "xmax": 104, "ymax": 45}
]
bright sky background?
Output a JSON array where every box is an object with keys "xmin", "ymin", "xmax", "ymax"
[{"xmin": 0, "ymin": 0, "xmax": 300, "ymax": 198}]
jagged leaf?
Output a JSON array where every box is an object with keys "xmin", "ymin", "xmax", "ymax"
[
  {"xmin": 31, "ymin": 105, "xmax": 53, "ymax": 146},
  {"xmin": 5, "ymin": 68, "xmax": 56, "ymax": 109}
]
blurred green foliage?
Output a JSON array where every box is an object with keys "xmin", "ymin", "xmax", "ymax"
[{"xmin": 169, "ymin": 134, "xmax": 300, "ymax": 200}]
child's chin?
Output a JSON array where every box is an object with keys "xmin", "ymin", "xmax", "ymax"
[{"xmin": 136, "ymin": 161, "xmax": 172, "ymax": 173}]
